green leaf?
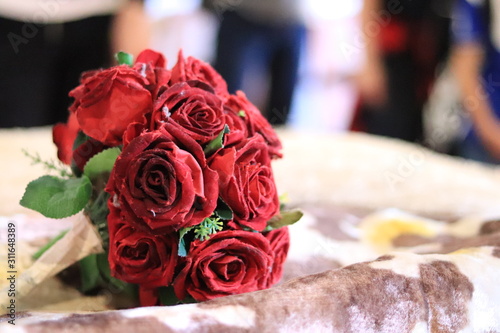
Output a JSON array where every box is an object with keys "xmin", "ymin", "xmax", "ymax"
[
  {"xmin": 182, "ymin": 296, "xmax": 198, "ymax": 304},
  {"xmin": 178, "ymin": 227, "xmax": 193, "ymax": 257},
  {"xmin": 32, "ymin": 229, "xmax": 68, "ymax": 260},
  {"xmin": 85, "ymin": 191, "xmax": 110, "ymax": 251},
  {"xmin": 214, "ymin": 198, "xmax": 233, "ymax": 220},
  {"xmin": 179, "ymin": 227, "xmax": 193, "ymax": 239},
  {"xmin": 158, "ymin": 286, "xmax": 179, "ymax": 306},
  {"xmin": 279, "ymin": 193, "xmax": 289, "ymax": 211},
  {"xmin": 71, "ymin": 132, "xmax": 91, "ymax": 176},
  {"xmin": 278, "ymin": 193, "xmax": 289, "ymax": 203},
  {"xmin": 83, "ymin": 147, "xmax": 120, "ymax": 181},
  {"xmin": 178, "ymin": 238, "xmax": 188, "ymax": 257},
  {"xmin": 80, "ymin": 253, "xmax": 136, "ymax": 299},
  {"xmin": 266, "ymin": 209, "xmax": 303, "ymax": 230},
  {"xmin": 79, "ymin": 254, "xmax": 101, "ymax": 293},
  {"xmin": 20, "ymin": 175, "xmax": 92, "ymax": 219},
  {"xmin": 73, "ymin": 131, "xmax": 90, "ymax": 150},
  {"xmin": 159, "ymin": 286, "xmax": 196, "ymax": 305},
  {"xmin": 96, "ymin": 252, "xmax": 128, "ymax": 291},
  {"xmin": 115, "ymin": 51, "xmax": 134, "ymax": 66},
  {"xmin": 204, "ymin": 125, "xmax": 230, "ymax": 156}
]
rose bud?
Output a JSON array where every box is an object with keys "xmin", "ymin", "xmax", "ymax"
[
  {"xmin": 53, "ymin": 112, "xmax": 80, "ymax": 165},
  {"xmin": 226, "ymin": 91, "xmax": 283, "ymax": 159},
  {"xmin": 209, "ymin": 135, "xmax": 280, "ymax": 231},
  {"xmin": 69, "ymin": 65, "xmax": 153, "ymax": 146},
  {"xmin": 264, "ymin": 227, "xmax": 290, "ymax": 286},
  {"xmin": 170, "ymin": 50, "xmax": 229, "ymax": 99}
]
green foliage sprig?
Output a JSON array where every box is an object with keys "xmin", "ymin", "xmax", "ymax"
[
  {"xmin": 22, "ymin": 149, "xmax": 72, "ymax": 178},
  {"xmin": 194, "ymin": 217, "xmax": 223, "ymax": 241}
]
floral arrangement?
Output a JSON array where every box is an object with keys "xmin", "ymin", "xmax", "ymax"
[{"xmin": 20, "ymin": 49, "xmax": 301, "ymax": 306}]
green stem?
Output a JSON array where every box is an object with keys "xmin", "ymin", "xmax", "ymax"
[{"xmin": 33, "ymin": 229, "xmax": 69, "ymax": 260}]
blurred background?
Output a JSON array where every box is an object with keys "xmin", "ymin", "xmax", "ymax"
[{"xmin": 2, "ymin": 0, "xmax": 500, "ymax": 164}]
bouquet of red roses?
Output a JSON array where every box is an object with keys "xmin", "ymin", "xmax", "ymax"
[{"xmin": 20, "ymin": 49, "xmax": 301, "ymax": 306}]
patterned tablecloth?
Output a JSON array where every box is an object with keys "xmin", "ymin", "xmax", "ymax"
[{"xmin": 1, "ymin": 128, "xmax": 500, "ymax": 332}]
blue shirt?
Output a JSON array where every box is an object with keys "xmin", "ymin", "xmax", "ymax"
[{"xmin": 453, "ymin": 0, "xmax": 500, "ymax": 128}]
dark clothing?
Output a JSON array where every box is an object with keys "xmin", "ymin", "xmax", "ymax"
[
  {"xmin": 0, "ymin": 15, "xmax": 112, "ymax": 127},
  {"xmin": 214, "ymin": 10, "xmax": 305, "ymax": 126},
  {"xmin": 361, "ymin": 51, "xmax": 423, "ymax": 141},
  {"xmin": 354, "ymin": 0, "xmax": 452, "ymax": 142}
]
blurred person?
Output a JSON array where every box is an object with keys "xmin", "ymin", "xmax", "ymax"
[
  {"xmin": 208, "ymin": 0, "xmax": 306, "ymax": 126},
  {"xmin": 112, "ymin": 0, "xmax": 151, "ymax": 58},
  {"xmin": 353, "ymin": 0, "xmax": 451, "ymax": 142},
  {"xmin": 0, "ymin": 0, "xmax": 150, "ymax": 128},
  {"xmin": 451, "ymin": 0, "xmax": 500, "ymax": 164}
]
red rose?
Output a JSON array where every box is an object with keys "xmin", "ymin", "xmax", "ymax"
[
  {"xmin": 72, "ymin": 137, "xmax": 106, "ymax": 172},
  {"xmin": 173, "ymin": 230, "xmax": 273, "ymax": 301},
  {"xmin": 135, "ymin": 49, "xmax": 167, "ymax": 68},
  {"xmin": 265, "ymin": 227, "xmax": 290, "ymax": 285},
  {"xmin": 134, "ymin": 49, "xmax": 171, "ymax": 99},
  {"xmin": 222, "ymin": 105, "xmax": 248, "ymax": 148},
  {"xmin": 69, "ymin": 65, "xmax": 153, "ymax": 146},
  {"xmin": 122, "ymin": 121, "xmax": 148, "ymax": 147},
  {"xmin": 68, "ymin": 69, "xmax": 100, "ymax": 114},
  {"xmin": 107, "ymin": 205, "xmax": 178, "ymax": 288},
  {"xmin": 53, "ymin": 112, "xmax": 80, "ymax": 165},
  {"xmin": 226, "ymin": 92, "xmax": 283, "ymax": 158},
  {"xmin": 209, "ymin": 135, "xmax": 280, "ymax": 231},
  {"xmin": 170, "ymin": 50, "xmax": 229, "ymax": 99},
  {"xmin": 52, "ymin": 113, "xmax": 106, "ymax": 170},
  {"xmin": 139, "ymin": 286, "xmax": 159, "ymax": 307},
  {"xmin": 106, "ymin": 121, "xmax": 219, "ymax": 231},
  {"xmin": 152, "ymin": 82, "xmax": 225, "ymax": 144}
]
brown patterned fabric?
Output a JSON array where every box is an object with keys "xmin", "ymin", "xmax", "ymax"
[
  {"xmin": 3, "ymin": 129, "xmax": 500, "ymax": 331},
  {"xmin": 2, "ymin": 245, "xmax": 499, "ymax": 332}
]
